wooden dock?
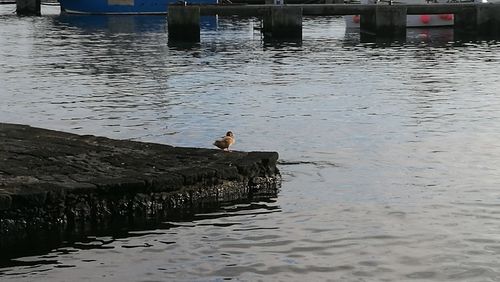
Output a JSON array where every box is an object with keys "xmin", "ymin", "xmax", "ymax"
[
  {"xmin": 198, "ymin": 2, "xmax": 482, "ymax": 16},
  {"xmin": 165, "ymin": 2, "xmax": 500, "ymax": 41}
]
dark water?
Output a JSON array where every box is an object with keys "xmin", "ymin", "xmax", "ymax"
[{"xmin": 3, "ymin": 4, "xmax": 500, "ymax": 281}]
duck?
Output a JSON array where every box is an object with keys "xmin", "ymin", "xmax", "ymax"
[{"xmin": 213, "ymin": 131, "xmax": 235, "ymax": 151}]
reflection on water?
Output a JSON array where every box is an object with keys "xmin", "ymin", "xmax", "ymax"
[
  {"xmin": 3, "ymin": 5, "xmax": 500, "ymax": 281},
  {"xmin": 0, "ymin": 199, "xmax": 280, "ymax": 270},
  {"xmin": 55, "ymin": 14, "xmax": 165, "ymax": 33},
  {"xmin": 54, "ymin": 14, "xmax": 218, "ymax": 33}
]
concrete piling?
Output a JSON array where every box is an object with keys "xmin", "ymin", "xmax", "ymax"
[
  {"xmin": 477, "ymin": 5, "xmax": 500, "ymax": 36},
  {"xmin": 16, "ymin": 0, "xmax": 40, "ymax": 16},
  {"xmin": 455, "ymin": 5, "xmax": 500, "ymax": 37},
  {"xmin": 168, "ymin": 5, "xmax": 201, "ymax": 42},
  {"xmin": 454, "ymin": 6, "xmax": 479, "ymax": 35},
  {"xmin": 263, "ymin": 6, "xmax": 303, "ymax": 39},
  {"xmin": 360, "ymin": 5, "xmax": 407, "ymax": 39}
]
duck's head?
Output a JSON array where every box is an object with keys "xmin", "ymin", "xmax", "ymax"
[{"xmin": 226, "ymin": 131, "xmax": 234, "ymax": 137}]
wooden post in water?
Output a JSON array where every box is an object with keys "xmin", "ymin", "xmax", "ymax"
[
  {"xmin": 360, "ymin": 5, "xmax": 406, "ymax": 39},
  {"xmin": 16, "ymin": 0, "xmax": 41, "ymax": 16},
  {"xmin": 455, "ymin": 4, "xmax": 500, "ymax": 37},
  {"xmin": 262, "ymin": 6, "xmax": 303, "ymax": 39},
  {"xmin": 168, "ymin": 5, "xmax": 201, "ymax": 42}
]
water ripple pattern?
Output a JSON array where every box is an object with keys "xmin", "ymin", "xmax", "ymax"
[{"xmin": 3, "ymin": 5, "xmax": 500, "ymax": 281}]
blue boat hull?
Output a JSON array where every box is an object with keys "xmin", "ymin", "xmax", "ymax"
[{"xmin": 58, "ymin": 0, "xmax": 216, "ymax": 14}]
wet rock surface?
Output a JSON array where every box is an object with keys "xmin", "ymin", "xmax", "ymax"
[{"xmin": 0, "ymin": 123, "xmax": 280, "ymax": 255}]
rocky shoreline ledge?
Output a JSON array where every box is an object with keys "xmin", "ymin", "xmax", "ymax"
[{"xmin": 0, "ymin": 123, "xmax": 280, "ymax": 255}]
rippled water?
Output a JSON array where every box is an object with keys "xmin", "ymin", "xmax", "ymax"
[{"xmin": 3, "ymin": 4, "xmax": 500, "ymax": 281}]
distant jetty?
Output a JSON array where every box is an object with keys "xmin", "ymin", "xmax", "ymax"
[{"xmin": 0, "ymin": 123, "xmax": 280, "ymax": 255}]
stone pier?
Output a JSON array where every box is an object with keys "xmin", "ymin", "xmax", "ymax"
[{"xmin": 0, "ymin": 123, "xmax": 280, "ymax": 256}]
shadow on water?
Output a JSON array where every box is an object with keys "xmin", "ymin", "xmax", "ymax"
[
  {"xmin": 263, "ymin": 37, "xmax": 303, "ymax": 49},
  {"xmin": 0, "ymin": 196, "xmax": 280, "ymax": 268},
  {"xmin": 167, "ymin": 40, "xmax": 201, "ymax": 50}
]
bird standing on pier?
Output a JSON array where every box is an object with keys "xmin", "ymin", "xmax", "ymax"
[{"xmin": 213, "ymin": 131, "xmax": 235, "ymax": 151}]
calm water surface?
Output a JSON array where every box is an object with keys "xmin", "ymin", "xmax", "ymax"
[{"xmin": 2, "ymin": 4, "xmax": 500, "ymax": 281}]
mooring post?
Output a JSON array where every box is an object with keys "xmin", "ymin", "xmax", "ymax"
[
  {"xmin": 262, "ymin": 6, "xmax": 303, "ymax": 39},
  {"xmin": 168, "ymin": 5, "xmax": 201, "ymax": 42},
  {"xmin": 360, "ymin": 5, "xmax": 406, "ymax": 39},
  {"xmin": 455, "ymin": 4, "xmax": 500, "ymax": 37},
  {"xmin": 16, "ymin": 0, "xmax": 41, "ymax": 16}
]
